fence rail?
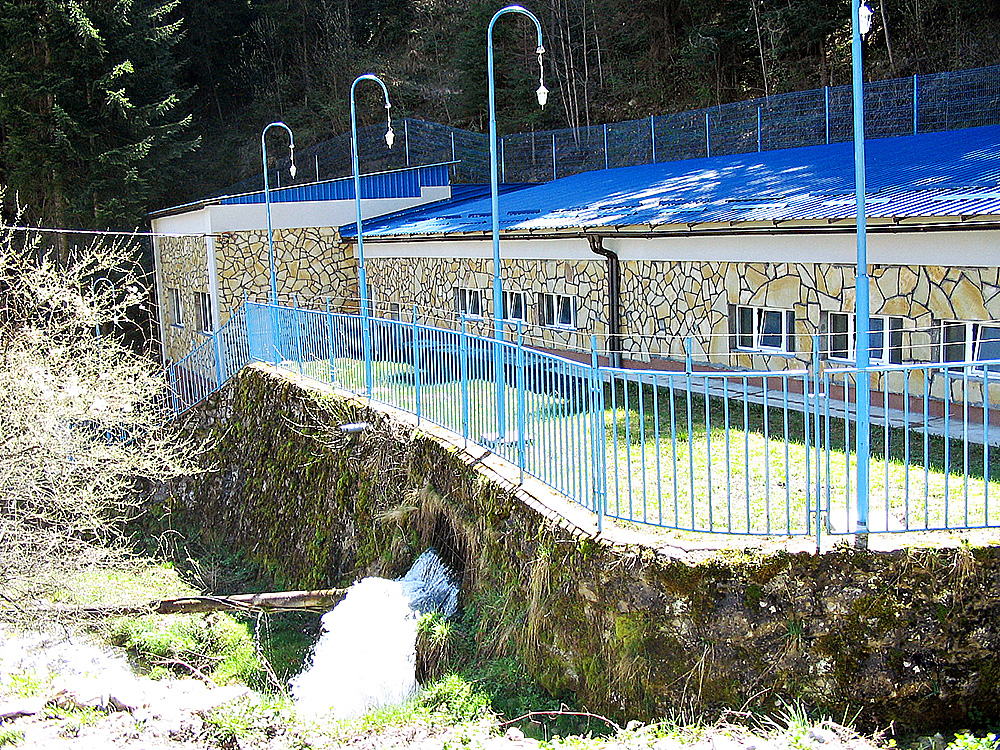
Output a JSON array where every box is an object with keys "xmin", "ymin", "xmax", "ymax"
[
  {"xmin": 222, "ymin": 65, "xmax": 1000, "ymax": 194},
  {"xmin": 167, "ymin": 301, "xmax": 1000, "ymax": 542}
]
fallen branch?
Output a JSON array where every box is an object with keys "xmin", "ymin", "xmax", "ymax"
[
  {"xmin": 500, "ymin": 709, "xmax": 623, "ymax": 733},
  {"xmin": 23, "ymin": 588, "xmax": 348, "ymax": 617}
]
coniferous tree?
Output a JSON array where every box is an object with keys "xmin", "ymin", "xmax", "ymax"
[{"xmin": 0, "ymin": 0, "xmax": 197, "ymax": 235}]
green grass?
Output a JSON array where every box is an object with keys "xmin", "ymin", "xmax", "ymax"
[
  {"xmin": 0, "ymin": 729, "xmax": 23, "ymax": 747},
  {"xmin": 295, "ymin": 355, "xmax": 1000, "ymax": 536}
]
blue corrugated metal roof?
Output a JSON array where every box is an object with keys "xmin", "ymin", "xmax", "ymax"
[
  {"xmin": 353, "ymin": 126, "xmax": 1000, "ymax": 237},
  {"xmin": 218, "ymin": 162, "xmax": 450, "ymax": 205}
]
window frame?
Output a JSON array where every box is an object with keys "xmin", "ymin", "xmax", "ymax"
[
  {"xmin": 194, "ymin": 290, "xmax": 213, "ymax": 334},
  {"xmin": 167, "ymin": 287, "xmax": 183, "ymax": 328},
  {"xmin": 502, "ymin": 290, "xmax": 528, "ymax": 324},
  {"xmin": 539, "ymin": 293, "xmax": 576, "ymax": 330},
  {"xmin": 827, "ymin": 313, "xmax": 904, "ymax": 365},
  {"xmin": 455, "ymin": 287, "xmax": 484, "ymax": 319},
  {"xmin": 940, "ymin": 320, "xmax": 1000, "ymax": 374},
  {"xmin": 734, "ymin": 305, "xmax": 794, "ymax": 354}
]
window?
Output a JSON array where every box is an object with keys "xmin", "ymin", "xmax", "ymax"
[
  {"xmin": 941, "ymin": 321, "xmax": 1000, "ymax": 372},
  {"xmin": 384, "ymin": 302, "xmax": 401, "ymax": 321},
  {"xmin": 502, "ymin": 291, "xmax": 527, "ymax": 323},
  {"xmin": 455, "ymin": 287, "xmax": 484, "ymax": 319},
  {"xmin": 735, "ymin": 306, "xmax": 794, "ymax": 353},
  {"xmin": 540, "ymin": 293, "xmax": 576, "ymax": 329},
  {"xmin": 195, "ymin": 291, "xmax": 213, "ymax": 333},
  {"xmin": 167, "ymin": 287, "xmax": 183, "ymax": 327},
  {"xmin": 828, "ymin": 313, "xmax": 903, "ymax": 364}
]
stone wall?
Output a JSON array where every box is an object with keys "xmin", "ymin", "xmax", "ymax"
[
  {"xmin": 158, "ymin": 235, "xmax": 211, "ymax": 362},
  {"xmin": 366, "ymin": 256, "xmax": 608, "ymax": 350},
  {"xmin": 165, "ymin": 363, "xmax": 1000, "ymax": 733},
  {"xmin": 215, "ymin": 228, "xmax": 358, "ymax": 317}
]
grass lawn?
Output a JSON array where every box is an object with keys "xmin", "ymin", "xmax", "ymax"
[{"xmin": 293, "ymin": 356, "xmax": 1000, "ymax": 537}]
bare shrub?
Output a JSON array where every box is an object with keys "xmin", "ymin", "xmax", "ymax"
[{"xmin": 0, "ymin": 212, "xmax": 190, "ymax": 615}]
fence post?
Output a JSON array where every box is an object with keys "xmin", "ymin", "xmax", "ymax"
[
  {"xmin": 705, "ymin": 112, "xmax": 711, "ymax": 157},
  {"xmin": 500, "ymin": 137, "xmax": 506, "ymax": 183},
  {"xmin": 460, "ymin": 315, "xmax": 469, "ymax": 447},
  {"xmin": 591, "ymin": 335, "xmax": 604, "ymax": 531},
  {"xmin": 212, "ymin": 326, "xmax": 224, "ymax": 390},
  {"xmin": 404, "ymin": 119, "xmax": 410, "ymax": 166},
  {"xmin": 169, "ymin": 365, "xmax": 180, "ymax": 415},
  {"xmin": 603, "ymin": 124, "xmax": 609, "ymax": 170},
  {"xmin": 326, "ymin": 297, "xmax": 335, "ymax": 384},
  {"xmin": 271, "ymin": 298, "xmax": 280, "ymax": 368},
  {"xmin": 685, "ymin": 336, "xmax": 693, "ymax": 374},
  {"xmin": 412, "ymin": 304, "xmax": 421, "ymax": 424},
  {"xmin": 650, "ymin": 115, "xmax": 656, "ymax": 163},
  {"xmin": 293, "ymin": 294, "xmax": 303, "ymax": 375},
  {"xmin": 825, "ymin": 86, "xmax": 830, "ymax": 144},
  {"xmin": 552, "ymin": 133, "xmax": 557, "ymax": 181},
  {"xmin": 811, "ymin": 334, "xmax": 823, "ymax": 551},
  {"xmin": 516, "ymin": 319, "xmax": 526, "ymax": 483},
  {"xmin": 757, "ymin": 106, "xmax": 762, "ymax": 152},
  {"xmin": 913, "ymin": 74, "xmax": 919, "ymax": 134}
]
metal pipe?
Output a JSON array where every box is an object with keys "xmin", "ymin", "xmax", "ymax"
[{"xmin": 589, "ymin": 236, "xmax": 622, "ymax": 369}]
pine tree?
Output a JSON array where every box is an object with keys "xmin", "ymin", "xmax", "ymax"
[{"xmin": 0, "ymin": 0, "xmax": 198, "ymax": 235}]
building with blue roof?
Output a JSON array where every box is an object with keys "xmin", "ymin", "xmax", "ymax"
[{"xmin": 153, "ymin": 125, "xmax": 1000, "ymax": 402}]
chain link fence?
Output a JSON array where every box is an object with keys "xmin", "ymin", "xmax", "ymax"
[{"xmin": 221, "ymin": 65, "xmax": 1000, "ymax": 196}]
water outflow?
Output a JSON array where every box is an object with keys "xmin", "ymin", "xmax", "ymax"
[{"xmin": 290, "ymin": 549, "xmax": 459, "ymax": 718}]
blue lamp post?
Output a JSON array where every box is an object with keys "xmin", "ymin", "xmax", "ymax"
[
  {"xmin": 350, "ymin": 74, "xmax": 395, "ymax": 396},
  {"xmin": 851, "ymin": 0, "xmax": 874, "ymax": 544},
  {"xmin": 91, "ymin": 276, "xmax": 112, "ymax": 338},
  {"xmin": 261, "ymin": 122, "xmax": 297, "ymax": 305},
  {"xmin": 487, "ymin": 5, "xmax": 547, "ymax": 439}
]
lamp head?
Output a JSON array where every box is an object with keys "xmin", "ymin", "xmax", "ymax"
[
  {"xmin": 536, "ymin": 83, "xmax": 549, "ymax": 108},
  {"xmin": 858, "ymin": 0, "xmax": 873, "ymax": 37},
  {"xmin": 385, "ymin": 127, "xmax": 395, "ymax": 149},
  {"xmin": 289, "ymin": 145, "xmax": 296, "ymax": 179}
]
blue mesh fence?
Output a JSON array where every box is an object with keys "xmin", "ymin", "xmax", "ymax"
[{"xmin": 215, "ymin": 65, "xmax": 1000, "ymax": 197}]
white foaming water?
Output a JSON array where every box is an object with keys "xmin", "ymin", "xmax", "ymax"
[
  {"xmin": 291, "ymin": 549, "xmax": 458, "ymax": 719},
  {"xmin": 0, "ymin": 625, "xmax": 136, "ymax": 690}
]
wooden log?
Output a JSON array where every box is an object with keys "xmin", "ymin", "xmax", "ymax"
[{"xmin": 30, "ymin": 588, "xmax": 348, "ymax": 617}]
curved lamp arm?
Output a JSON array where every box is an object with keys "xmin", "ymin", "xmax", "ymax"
[{"xmin": 261, "ymin": 121, "xmax": 296, "ymax": 304}]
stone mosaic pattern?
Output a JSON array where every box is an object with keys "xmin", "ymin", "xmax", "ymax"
[
  {"xmin": 158, "ymin": 235, "xmax": 211, "ymax": 362},
  {"xmin": 366, "ymin": 257, "xmax": 607, "ymax": 350},
  {"xmin": 216, "ymin": 227, "xmax": 358, "ymax": 316}
]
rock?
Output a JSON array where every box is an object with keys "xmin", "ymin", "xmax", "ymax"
[
  {"xmin": 653, "ymin": 738, "xmax": 685, "ymax": 750},
  {"xmin": 0, "ymin": 696, "xmax": 46, "ymax": 719},
  {"xmin": 712, "ymin": 733, "xmax": 748, "ymax": 750},
  {"xmin": 505, "ymin": 727, "xmax": 526, "ymax": 741},
  {"xmin": 808, "ymin": 727, "xmax": 840, "ymax": 745}
]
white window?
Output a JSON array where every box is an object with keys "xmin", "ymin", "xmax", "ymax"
[
  {"xmin": 828, "ymin": 313, "xmax": 903, "ymax": 365},
  {"xmin": 941, "ymin": 321, "xmax": 1000, "ymax": 372},
  {"xmin": 736, "ymin": 306, "xmax": 794, "ymax": 353},
  {"xmin": 455, "ymin": 288, "xmax": 484, "ymax": 319},
  {"xmin": 502, "ymin": 290, "xmax": 527, "ymax": 323},
  {"xmin": 540, "ymin": 293, "xmax": 576, "ymax": 329},
  {"xmin": 167, "ymin": 287, "xmax": 183, "ymax": 327},
  {"xmin": 195, "ymin": 291, "xmax": 213, "ymax": 333},
  {"xmin": 384, "ymin": 301, "xmax": 401, "ymax": 321}
]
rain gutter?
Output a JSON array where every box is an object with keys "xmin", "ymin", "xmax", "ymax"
[{"xmin": 589, "ymin": 235, "xmax": 623, "ymax": 369}]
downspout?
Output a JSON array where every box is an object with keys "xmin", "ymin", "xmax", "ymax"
[{"xmin": 589, "ymin": 235, "xmax": 623, "ymax": 369}]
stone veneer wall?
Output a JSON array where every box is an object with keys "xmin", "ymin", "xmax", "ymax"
[
  {"xmin": 215, "ymin": 228, "xmax": 358, "ymax": 318},
  {"xmin": 366, "ymin": 256, "xmax": 608, "ymax": 349},
  {"xmin": 164, "ymin": 363, "xmax": 1000, "ymax": 732},
  {"xmin": 620, "ymin": 261, "xmax": 1000, "ymax": 402},
  {"xmin": 158, "ymin": 235, "xmax": 211, "ymax": 363}
]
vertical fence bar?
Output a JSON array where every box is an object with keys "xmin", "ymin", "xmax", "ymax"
[
  {"xmin": 501, "ymin": 137, "xmax": 506, "ymax": 183},
  {"xmin": 705, "ymin": 112, "xmax": 711, "ymax": 157},
  {"xmin": 757, "ymin": 106, "xmax": 762, "ymax": 152},
  {"xmin": 552, "ymin": 133, "xmax": 557, "ymax": 181},
  {"xmin": 811, "ymin": 336, "xmax": 822, "ymax": 550},
  {"xmin": 405, "ymin": 120, "xmax": 410, "ymax": 166},
  {"xmin": 685, "ymin": 337, "xmax": 695, "ymax": 528},
  {"xmin": 212, "ymin": 328, "xmax": 224, "ymax": 390},
  {"xmin": 650, "ymin": 115, "xmax": 656, "ymax": 163},
  {"xmin": 461, "ymin": 315, "xmax": 469, "ymax": 447},
  {"xmin": 913, "ymin": 74, "xmax": 919, "ymax": 134},
  {"xmin": 603, "ymin": 124, "xmax": 609, "ymax": 170},
  {"xmin": 517, "ymin": 320, "xmax": 526, "ymax": 483},
  {"xmin": 293, "ymin": 294, "xmax": 303, "ymax": 375},
  {"xmin": 412, "ymin": 305, "xmax": 421, "ymax": 424},
  {"xmin": 327, "ymin": 298, "xmax": 335, "ymax": 384},
  {"xmin": 825, "ymin": 86, "xmax": 830, "ymax": 144}
]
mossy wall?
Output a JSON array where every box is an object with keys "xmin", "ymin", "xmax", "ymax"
[{"xmin": 165, "ymin": 363, "xmax": 1000, "ymax": 732}]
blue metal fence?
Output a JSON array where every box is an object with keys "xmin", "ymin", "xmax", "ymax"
[
  {"xmin": 167, "ymin": 300, "xmax": 1000, "ymax": 542},
  {"xmin": 221, "ymin": 64, "xmax": 1000, "ymax": 192}
]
